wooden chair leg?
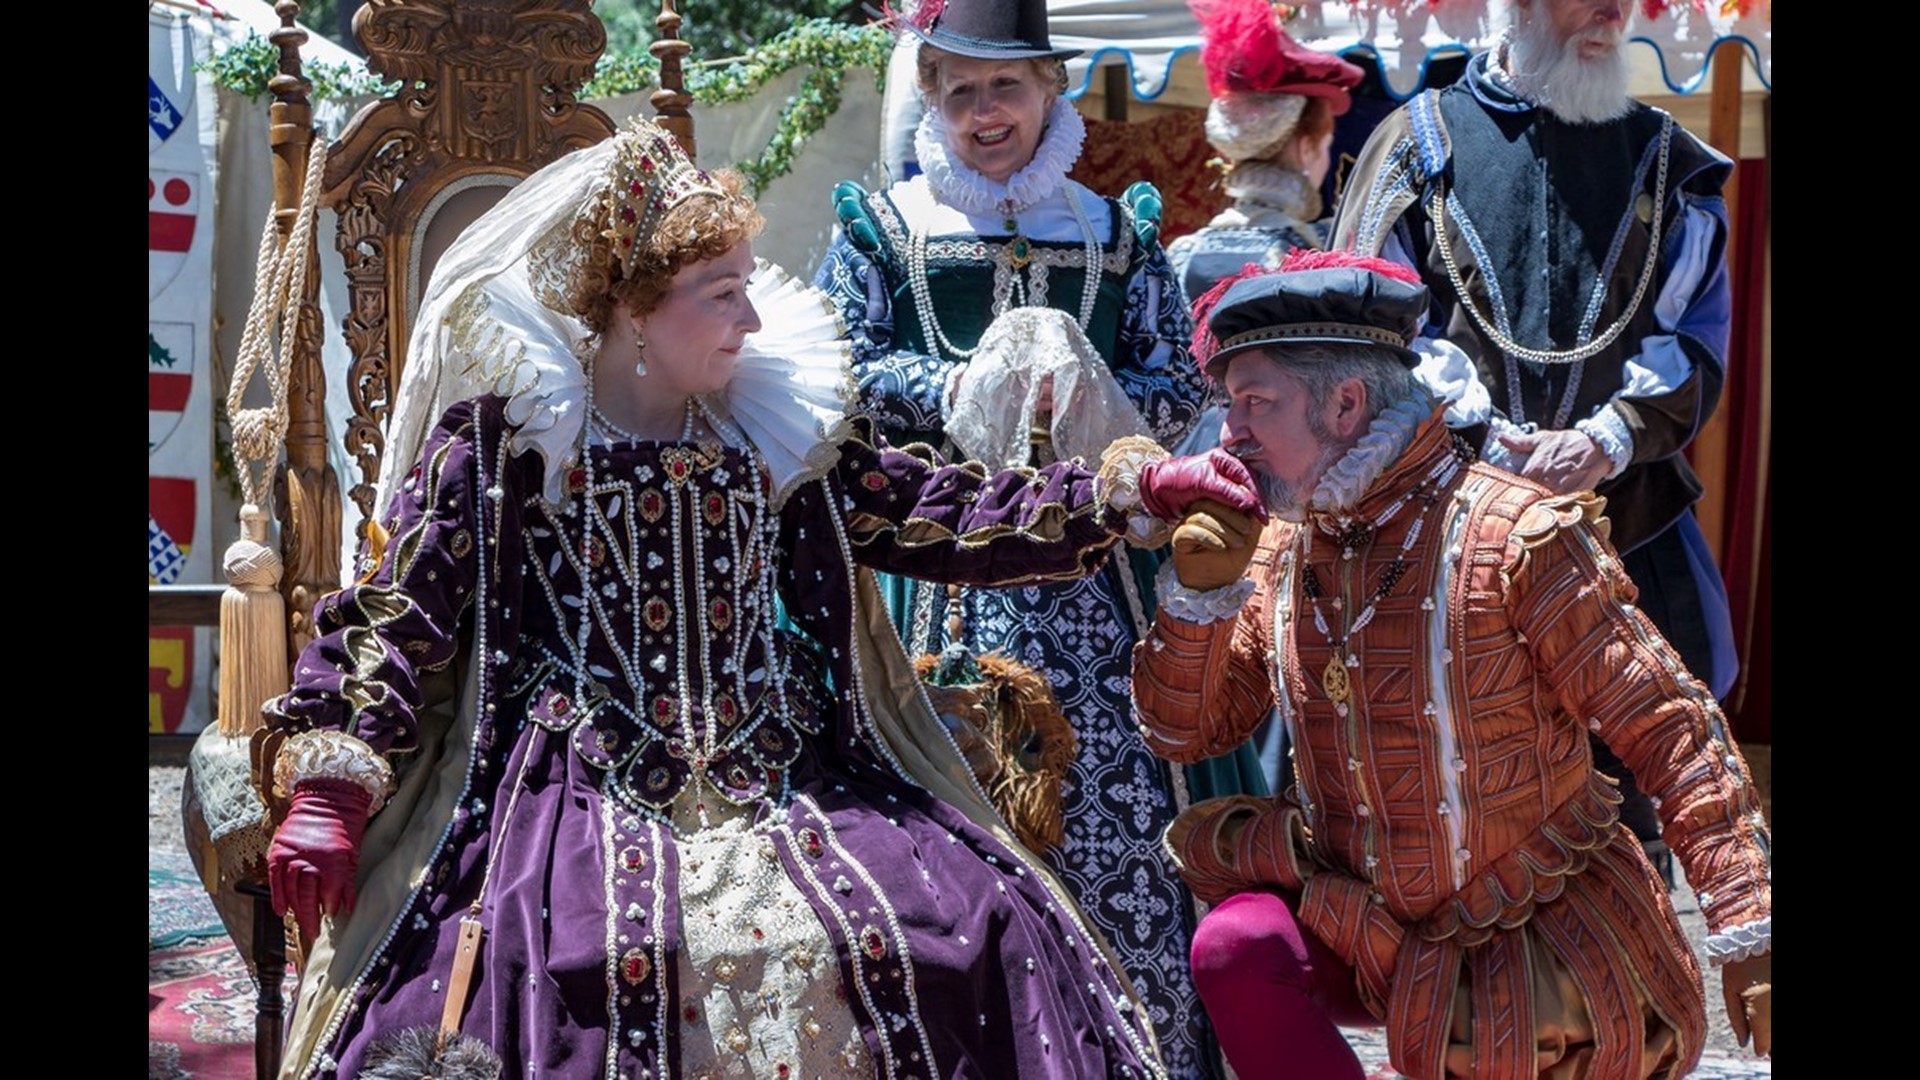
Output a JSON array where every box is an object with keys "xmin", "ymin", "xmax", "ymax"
[{"xmin": 237, "ymin": 880, "xmax": 285, "ymax": 1080}]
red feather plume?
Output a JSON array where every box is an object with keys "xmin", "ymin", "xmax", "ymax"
[
  {"xmin": 1190, "ymin": 262, "xmax": 1286, "ymax": 372},
  {"xmin": 1190, "ymin": 0, "xmax": 1291, "ymax": 97},
  {"xmin": 1279, "ymin": 248, "xmax": 1422, "ymax": 284},
  {"xmin": 883, "ymin": 0, "xmax": 945, "ymax": 32}
]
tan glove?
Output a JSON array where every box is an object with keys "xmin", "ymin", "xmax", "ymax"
[
  {"xmin": 1170, "ymin": 500, "xmax": 1262, "ymax": 592},
  {"xmin": 1165, "ymin": 795, "xmax": 1312, "ymax": 904},
  {"xmin": 1722, "ymin": 952, "xmax": 1771, "ymax": 1057}
]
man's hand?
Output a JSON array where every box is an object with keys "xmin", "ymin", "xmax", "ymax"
[
  {"xmin": 1722, "ymin": 952, "xmax": 1772, "ymax": 1057},
  {"xmin": 268, "ymin": 779, "xmax": 372, "ymax": 943},
  {"xmin": 1171, "ymin": 500, "xmax": 1262, "ymax": 591},
  {"xmin": 1498, "ymin": 428, "xmax": 1612, "ymax": 494}
]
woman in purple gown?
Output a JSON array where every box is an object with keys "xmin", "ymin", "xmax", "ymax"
[{"xmin": 260, "ymin": 120, "xmax": 1259, "ymax": 1079}]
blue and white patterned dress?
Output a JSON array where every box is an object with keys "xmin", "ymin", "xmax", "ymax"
[{"xmin": 813, "ymin": 120, "xmax": 1230, "ymax": 1075}]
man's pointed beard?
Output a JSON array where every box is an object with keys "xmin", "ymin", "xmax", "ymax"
[
  {"xmin": 1258, "ymin": 439, "xmax": 1348, "ymax": 523},
  {"xmin": 1508, "ymin": 13, "xmax": 1633, "ymax": 125}
]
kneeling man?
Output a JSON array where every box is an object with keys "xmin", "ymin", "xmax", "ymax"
[{"xmin": 1131, "ymin": 253, "xmax": 1771, "ymax": 1079}]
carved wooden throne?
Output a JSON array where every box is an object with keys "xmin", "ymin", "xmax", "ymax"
[
  {"xmin": 184, "ymin": 5, "xmax": 644, "ymax": 1078},
  {"xmin": 323, "ymin": 0, "xmax": 617, "ymax": 536}
]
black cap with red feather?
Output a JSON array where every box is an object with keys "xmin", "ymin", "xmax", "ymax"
[{"xmin": 1196, "ymin": 250, "xmax": 1427, "ymax": 375}]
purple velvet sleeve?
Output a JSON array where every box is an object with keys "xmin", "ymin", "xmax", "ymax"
[
  {"xmin": 265, "ymin": 400, "xmax": 483, "ymax": 756},
  {"xmin": 833, "ymin": 417, "xmax": 1127, "ymax": 587}
]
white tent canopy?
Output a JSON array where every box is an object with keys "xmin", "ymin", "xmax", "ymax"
[{"xmin": 1050, "ymin": 0, "xmax": 1773, "ymax": 101}]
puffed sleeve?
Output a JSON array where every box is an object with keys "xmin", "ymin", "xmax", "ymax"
[
  {"xmin": 1572, "ymin": 194, "xmax": 1730, "ymax": 478},
  {"xmin": 827, "ymin": 416, "xmax": 1130, "ymax": 587},
  {"xmin": 813, "ymin": 181, "xmax": 960, "ymax": 440},
  {"xmin": 264, "ymin": 400, "xmax": 485, "ymax": 803},
  {"xmin": 1110, "ymin": 183, "xmax": 1209, "ymax": 449},
  {"xmin": 1131, "ymin": 522, "xmax": 1288, "ymax": 764},
  {"xmin": 1506, "ymin": 493, "xmax": 1771, "ymax": 962}
]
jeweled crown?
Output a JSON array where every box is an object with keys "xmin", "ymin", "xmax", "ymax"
[{"xmin": 600, "ymin": 120, "xmax": 726, "ymax": 277}]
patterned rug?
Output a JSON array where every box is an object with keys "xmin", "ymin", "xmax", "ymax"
[
  {"xmin": 146, "ymin": 849, "xmax": 1772, "ymax": 1078},
  {"xmin": 150, "ymin": 849, "xmax": 224, "ymax": 949},
  {"xmin": 149, "ymin": 939, "xmax": 257, "ymax": 1079},
  {"xmin": 150, "ymin": 847, "xmax": 259, "ymax": 1079}
]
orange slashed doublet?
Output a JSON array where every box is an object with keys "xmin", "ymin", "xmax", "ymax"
[{"xmin": 1133, "ymin": 415, "xmax": 1771, "ymax": 1078}]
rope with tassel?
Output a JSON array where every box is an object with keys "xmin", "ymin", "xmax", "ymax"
[{"xmin": 216, "ymin": 138, "xmax": 330, "ymax": 737}]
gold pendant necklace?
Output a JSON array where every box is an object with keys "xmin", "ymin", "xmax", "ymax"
[
  {"xmin": 1300, "ymin": 442, "xmax": 1467, "ymax": 711},
  {"xmin": 1321, "ymin": 652, "xmax": 1352, "ymax": 705}
]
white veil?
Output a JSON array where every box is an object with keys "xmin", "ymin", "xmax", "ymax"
[
  {"xmin": 384, "ymin": 139, "xmax": 613, "ymax": 513},
  {"xmin": 384, "ymin": 131, "xmax": 854, "ymax": 515}
]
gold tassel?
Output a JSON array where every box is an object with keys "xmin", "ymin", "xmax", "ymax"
[{"xmin": 216, "ymin": 504, "xmax": 289, "ymax": 736}]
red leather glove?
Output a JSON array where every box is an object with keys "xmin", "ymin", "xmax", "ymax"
[
  {"xmin": 1137, "ymin": 449, "xmax": 1265, "ymax": 521},
  {"xmin": 268, "ymin": 778, "xmax": 372, "ymax": 936}
]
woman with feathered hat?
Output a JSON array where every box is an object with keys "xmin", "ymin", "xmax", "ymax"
[
  {"xmin": 258, "ymin": 118, "xmax": 1260, "ymax": 1078},
  {"xmin": 1166, "ymin": 0, "xmax": 1364, "ymax": 307}
]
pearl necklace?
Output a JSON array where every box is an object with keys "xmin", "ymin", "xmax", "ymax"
[
  {"xmin": 1299, "ymin": 443, "xmax": 1465, "ymax": 713},
  {"xmin": 563, "ymin": 387, "xmax": 794, "ymax": 828},
  {"xmin": 906, "ymin": 189, "xmax": 1104, "ymax": 361},
  {"xmin": 589, "ymin": 397, "xmax": 700, "ymax": 444}
]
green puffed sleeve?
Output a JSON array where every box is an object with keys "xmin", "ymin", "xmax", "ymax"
[
  {"xmin": 832, "ymin": 179, "xmax": 886, "ymax": 259},
  {"xmin": 1122, "ymin": 180, "xmax": 1164, "ymax": 268}
]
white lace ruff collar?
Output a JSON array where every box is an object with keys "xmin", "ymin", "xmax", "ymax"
[
  {"xmin": 1309, "ymin": 386, "xmax": 1440, "ymax": 516},
  {"xmin": 913, "ymin": 95, "xmax": 1086, "ymax": 218},
  {"xmin": 463, "ymin": 261, "xmax": 852, "ymax": 511}
]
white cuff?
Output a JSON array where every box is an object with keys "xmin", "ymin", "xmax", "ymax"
[
  {"xmin": 1155, "ymin": 559, "xmax": 1256, "ymax": 624},
  {"xmin": 1480, "ymin": 416, "xmax": 1527, "ymax": 471},
  {"xmin": 1412, "ymin": 336, "xmax": 1494, "ymax": 429},
  {"xmin": 273, "ymin": 729, "xmax": 395, "ymax": 813},
  {"xmin": 1097, "ymin": 436, "xmax": 1173, "ymax": 548},
  {"xmin": 1575, "ymin": 406, "xmax": 1635, "ymax": 480},
  {"xmin": 1703, "ymin": 916, "xmax": 1771, "ymax": 966}
]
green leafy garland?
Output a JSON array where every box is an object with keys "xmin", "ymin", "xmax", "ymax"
[
  {"xmin": 199, "ymin": 32, "xmax": 395, "ymax": 103},
  {"xmin": 586, "ymin": 19, "xmax": 893, "ymax": 194},
  {"xmin": 203, "ymin": 19, "xmax": 890, "ymax": 193}
]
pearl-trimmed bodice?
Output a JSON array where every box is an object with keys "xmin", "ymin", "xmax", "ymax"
[{"xmin": 513, "ymin": 439, "xmax": 823, "ymax": 818}]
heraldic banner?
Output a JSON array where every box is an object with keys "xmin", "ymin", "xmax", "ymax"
[{"xmin": 150, "ymin": 9, "xmax": 218, "ymax": 735}]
